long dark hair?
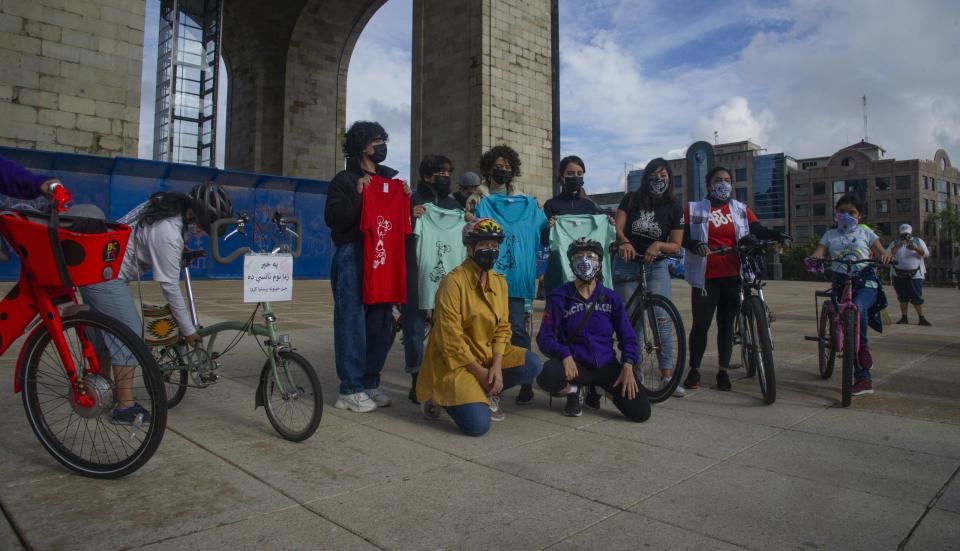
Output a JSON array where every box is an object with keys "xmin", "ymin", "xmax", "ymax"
[
  {"xmin": 139, "ymin": 191, "xmax": 194, "ymax": 227},
  {"xmin": 627, "ymin": 157, "xmax": 675, "ymax": 212}
]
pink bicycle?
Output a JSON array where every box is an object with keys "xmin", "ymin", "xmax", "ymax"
[{"xmin": 804, "ymin": 257, "xmax": 891, "ymax": 407}]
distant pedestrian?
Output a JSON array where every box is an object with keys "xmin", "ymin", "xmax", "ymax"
[{"xmin": 887, "ymin": 224, "xmax": 931, "ymax": 326}]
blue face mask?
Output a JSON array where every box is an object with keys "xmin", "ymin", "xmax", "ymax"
[
  {"xmin": 709, "ymin": 181, "xmax": 732, "ymax": 202},
  {"xmin": 836, "ymin": 212, "xmax": 858, "ymax": 233}
]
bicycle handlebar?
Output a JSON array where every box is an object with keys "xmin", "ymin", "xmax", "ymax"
[
  {"xmin": 608, "ymin": 242, "xmax": 680, "ymax": 263},
  {"xmin": 209, "ymin": 213, "xmax": 304, "ymax": 265}
]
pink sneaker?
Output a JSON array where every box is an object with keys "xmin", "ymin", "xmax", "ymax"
[
  {"xmin": 851, "ymin": 378, "xmax": 874, "ymax": 396},
  {"xmin": 858, "ymin": 345, "xmax": 874, "ymax": 371}
]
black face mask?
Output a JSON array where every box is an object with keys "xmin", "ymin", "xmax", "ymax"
[
  {"xmin": 562, "ymin": 176, "xmax": 583, "ymax": 194},
  {"xmin": 473, "ymin": 247, "xmax": 499, "ymax": 271},
  {"xmin": 370, "ymin": 143, "xmax": 388, "ymax": 164},
  {"xmin": 491, "ymin": 169, "xmax": 513, "ymax": 186},
  {"xmin": 431, "ymin": 175, "xmax": 451, "ymax": 197}
]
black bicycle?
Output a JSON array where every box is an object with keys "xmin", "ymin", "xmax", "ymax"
[
  {"xmin": 614, "ymin": 246, "xmax": 687, "ymax": 403},
  {"xmin": 709, "ymin": 237, "xmax": 780, "ymax": 404}
]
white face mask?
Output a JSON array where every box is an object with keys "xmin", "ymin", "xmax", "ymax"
[{"xmin": 571, "ymin": 254, "xmax": 600, "ymax": 282}]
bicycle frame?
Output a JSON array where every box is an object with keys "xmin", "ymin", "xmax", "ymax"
[{"xmin": 820, "ymin": 274, "xmax": 861, "ymax": 359}]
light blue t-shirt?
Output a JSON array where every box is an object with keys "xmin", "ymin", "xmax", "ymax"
[
  {"xmin": 475, "ymin": 195, "xmax": 548, "ymax": 300},
  {"xmin": 819, "ymin": 225, "xmax": 879, "ymax": 275}
]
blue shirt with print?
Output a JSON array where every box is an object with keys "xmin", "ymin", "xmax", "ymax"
[{"xmin": 476, "ymin": 195, "xmax": 548, "ymax": 299}]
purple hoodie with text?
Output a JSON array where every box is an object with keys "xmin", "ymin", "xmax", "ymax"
[{"xmin": 536, "ymin": 282, "xmax": 638, "ymax": 368}]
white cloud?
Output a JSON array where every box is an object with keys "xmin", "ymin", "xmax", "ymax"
[{"xmin": 693, "ymin": 97, "xmax": 777, "ymax": 149}]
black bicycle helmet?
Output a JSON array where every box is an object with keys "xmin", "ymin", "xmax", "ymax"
[
  {"xmin": 567, "ymin": 237, "xmax": 604, "ymax": 260},
  {"xmin": 462, "ymin": 217, "xmax": 506, "ymax": 245},
  {"xmin": 189, "ymin": 182, "xmax": 233, "ymax": 234}
]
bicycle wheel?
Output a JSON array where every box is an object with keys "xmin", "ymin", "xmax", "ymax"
[
  {"xmin": 152, "ymin": 345, "xmax": 188, "ymax": 409},
  {"xmin": 740, "ymin": 309, "xmax": 758, "ymax": 378},
  {"xmin": 817, "ymin": 301, "xmax": 836, "ymax": 380},
  {"xmin": 260, "ymin": 351, "xmax": 323, "ymax": 441},
  {"xmin": 744, "ymin": 297, "xmax": 776, "ymax": 405},
  {"xmin": 841, "ymin": 308, "xmax": 857, "ymax": 407},
  {"xmin": 632, "ymin": 294, "xmax": 686, "ymax": 403},
  {"xmin": 19, "ymin": 311, "xmax": 166, "ymax": 478}
]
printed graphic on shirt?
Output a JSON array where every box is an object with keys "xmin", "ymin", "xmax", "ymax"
[
  {"xmin": 708, "ymin": 209, "xmax": 736, "ymax": 228},
  {"xmin": 373, "ymin": 215, "xmax": 393, "ymax": 269},
  {"xmin": 429, "ymin": 242, "xmax": 453, "ymax": 282},
  {"xmin": 496, "ymin": 235, "xmax": 518, "ymax": 272},
  {"xmin": 562, "ymin": 301, "xmax": 612, "ymax": 319},
  {"xmin": 630, "ymin": 210, "xmax": 662, "ymax": 239}
]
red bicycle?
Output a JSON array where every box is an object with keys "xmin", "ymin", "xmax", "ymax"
[
  {"xmin": 0, "ymin": 204, "xmax": 166, "ymax": 478},
  {"xmin": 804, "ymin": 257, "xmax": 891, "ymax": 407}
]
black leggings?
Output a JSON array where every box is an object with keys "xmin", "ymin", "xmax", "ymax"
[
  {"xmin": 689, "ymin": 276, "xmax": 740, "ymax": 371},
  {"xmin": 537, "ymin": 359, "xmax": 651, "ymax": 422}
]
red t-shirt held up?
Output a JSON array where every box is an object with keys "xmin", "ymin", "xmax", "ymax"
[
  {"xmin": 361, "ymin": 176, "xmax": 412, "ymax": 304},
  {"xmin": 684, "ymin": 203, "xmax": 757, "ymax": 279}
]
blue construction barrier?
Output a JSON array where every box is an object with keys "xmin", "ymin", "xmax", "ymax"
[{"xmin": 0, "ymin": 146, "xmax": 333, "ymax": 281}]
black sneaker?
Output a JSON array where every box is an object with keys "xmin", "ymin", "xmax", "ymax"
[
  {"xmin": 584, "ymin": 386, "xmax": 602, "ymax": 410},
  {"xmin": 683, "ymin": 369, "xmax": 701, "ymax": 389},
  {"xmin": 563, "ymin": 387, "xmax": 585, "ymax": 417},
  {"xmin": 516, "ymin": 384, "xmax": 534, "ymax": 405},
  {"xmin": 111, "ymin": 403, "xmax": 151, "ymax": 424},
  {"xmin": 896, "ymin": 316, "xmax": 909, "ymax": 325},
  {"xmin": 716, "ymin": 370, "xmax": 732, "ymax": 391},
  {"xmin": 918, "ymin": 317, "xmax": 932, "ymax": 327},
  {"xmin": 408, "ymin": 372, "xmax": 420, "ymax": 404}
]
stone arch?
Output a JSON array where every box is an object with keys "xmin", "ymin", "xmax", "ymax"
[
  {"xmin": 283, "ymin": 0, "xmax": 387, "ymax": 179},
  {"xmin": 826, "ymin": 147, "xmax": 874, "ymax": 169},
  {"xmin": 933, "ymin": 148, "xmax": 951, "ymax": 172}
]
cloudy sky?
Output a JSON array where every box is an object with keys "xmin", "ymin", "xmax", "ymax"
[{"xmin": 139, "ymin": 0, "xmax": 960, "ymax": 192}]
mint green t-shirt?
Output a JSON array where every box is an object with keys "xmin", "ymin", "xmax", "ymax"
[
  {"xmin": 414, "ymin": 204, "xmax": 468, "ymax": 309},
  {"xmin": 548, "ymin": 214, "xmax": 616, "ymax": 287}
]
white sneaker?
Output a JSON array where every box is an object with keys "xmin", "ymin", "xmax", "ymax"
[
  {"xmin": 334, "ymin": 391, "xmax": 377, "ymax": 413},
  {"xmin": 365, "ymin": 387, "xmax": 392, "ymax": 407},
  {"xmin": 487, "ymin": 394, "xmax": 505, "ymax": 422},
  {"xmin": 662, "ymin": 377, "xmax": 686, "ymax": 398}
]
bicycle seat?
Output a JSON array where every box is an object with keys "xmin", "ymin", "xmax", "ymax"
[{"xmin": 182, "ymin": 249, "xmax": 207, "ymax": 266}]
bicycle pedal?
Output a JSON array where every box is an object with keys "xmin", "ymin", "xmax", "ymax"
[{"xmin": 199, "ymin": 373, "xmax": 220, "ymax": 384}]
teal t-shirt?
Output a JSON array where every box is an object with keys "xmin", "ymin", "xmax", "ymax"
[
  {"xmin": 547, "ymin": 214, "xmax": 616, "ymax": 290},
  {"xmin": 475, "ymin": 195, "xmax": 548, "ymax": 300},
  {"xmin": 414, "ymin": 204, "xmax": 468, "ymax": 309}
]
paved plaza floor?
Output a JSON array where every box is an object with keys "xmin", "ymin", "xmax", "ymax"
[{"xmin": 1, "ymin": 279, "xmax": 958, "ymax": 550}]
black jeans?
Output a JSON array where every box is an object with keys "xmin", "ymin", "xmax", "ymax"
[
  {"xmin": 689, "ymin": 276, "xmax": 740, "ymax": 372},
  {"xmin": 537, "ymin": 359, "xmax": 651, "ymax": 422}
]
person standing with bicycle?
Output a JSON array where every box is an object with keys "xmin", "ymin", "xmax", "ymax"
[
  {"xmin": 535, "ymin": 238, "xmax": 650, "ymax": 420},
  {"xmin": 886, "ymin": 224, "xmax": 932, "ymax": 326},
  {"xmin": 682, "ymin": 166, "xmax": 791, "ymax": 392},
  {"xmin": 614, "ymin": 158, "xmax": 685, "ymax": 397},
  {"xmin": 810, "ymin": 194, "xmax": 894, "ymax": 396}
]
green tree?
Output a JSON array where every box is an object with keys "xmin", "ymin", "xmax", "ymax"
[
  {"xmin": 927, "ymin": 204, "xmax": 960, "ymax": 241},
  {"xmin": 781, "ymin": 235, "xmax": 822, "ymax": 281}
]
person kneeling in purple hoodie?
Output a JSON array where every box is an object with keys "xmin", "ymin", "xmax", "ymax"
[{"xmin": 536, "ymin": 237, "xmax": 650, "ymax": 420}]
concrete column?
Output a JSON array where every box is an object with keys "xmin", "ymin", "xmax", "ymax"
[{"xmin": 412, "ymin": 0, "xmax": 556, "ymax": 202}]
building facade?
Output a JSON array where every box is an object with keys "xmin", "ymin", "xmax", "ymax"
[{"xmin": 790, "ymin": 143, "xmax": 960, "ymax": 283}]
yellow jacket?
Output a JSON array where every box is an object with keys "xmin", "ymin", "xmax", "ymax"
[{"xmin": 416, "ymin": 259, "xmax": 527, "ymax": 406}]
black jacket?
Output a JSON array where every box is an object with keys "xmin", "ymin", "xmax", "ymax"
[
  {"xmin": 324, "ymin": 157, "xmax": 399, "ymax": 245},
  {"xmin": 410, "ymin": 184, "xmax": 462, "ymax": 225}
]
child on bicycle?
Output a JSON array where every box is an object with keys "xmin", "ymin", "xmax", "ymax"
[
  {"xmin": 536, "ymin": 238, "xmax": 649, "ymax": 421},
  {"xmin": 77, "ymin": 182, "xmax": 233, "ymax": 422},
  {"xmin": 810, "ymin": 194, "xmax": 893, "ymax": 396}
]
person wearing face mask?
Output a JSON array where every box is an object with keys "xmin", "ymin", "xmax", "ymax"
[
  {"xmin": 452, "ymin": 171, "xmax": 487, "ymax": 211},
  {"xmin": 535, "ymin": 238, "xmax": 650, "ymax": 420},
  {"xmin": 811, "ymin": 195, "xmax": 894, "ymax": 396},
  {"xmin": 682, "ymin": 166, "xmax": 791, "ymax": 392},
  {"xmin": 885, "ymin": 224, "xmax": 931, "ymax": 326},
  {"xmin": 324, "ymin": 121, "xmax": 412, "ymax": 413},
  {"xmin": 416, "ymin": 218, "xmax": 544, "ymax": 436},
  {"xmin": 614, "ymin": 158, "xmax": 686, "ymax": 397},
  {"xmin": 76, "ymin": 181, "xmax": 233, "ymax": 423},
  {"xmin": 475, "ymin": 145, "xmax": 549, "ymax": 406},
  {"xmin": 403, "ymin": 154, "xmax": 466, "ymax": 402}
]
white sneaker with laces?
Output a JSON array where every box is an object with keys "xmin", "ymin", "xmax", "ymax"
[
  {"xmin": 365, "ymin": 387, "xmax": 392, "ymax": 407},
  {"xmin": 334, "ymin": 391, "xmax": 377, "ymax": 413},
  {"xmin": 662, "ymin": 377, "xmax": 686, "ymax": 398},
  {"xmin": 488, "ymin": 394, "xmax": 504, "ymax": 422}
]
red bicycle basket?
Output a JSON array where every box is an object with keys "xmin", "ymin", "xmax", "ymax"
[{"xmin": 0, "ymin": 212, "xmax": 131, "ymax": 288}]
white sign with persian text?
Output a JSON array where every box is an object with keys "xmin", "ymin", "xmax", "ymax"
[{"xmin": 243, "ymin": 253, "xmax": 293, "ymax": 303}]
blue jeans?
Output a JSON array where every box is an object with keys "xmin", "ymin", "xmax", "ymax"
[
  {"xmin": 614, "ymin": 259, "xmax": 675, "ymax": 373},
  {"xmin": 330, "ymin": 242, "xmax": 396, "ymax": 395},
  {"xmin": 443, "ymin": 350, "xmax": 543, "ymax": 436},
  {"xmin": 401, "ymin": 260, "xmax": 426, "ymax": 374},
  {"xmin": 508, "ymin": 297, "xmax": 531, "ymax": 349}
]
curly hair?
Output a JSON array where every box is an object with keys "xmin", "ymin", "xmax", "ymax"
[
  {"xmin": 479, "ymin": 145, "xmax": 522, "ymax": 191},
  {"xmin": 342, "ymin": 121, "xmax": 388, "ymax": 159}
]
